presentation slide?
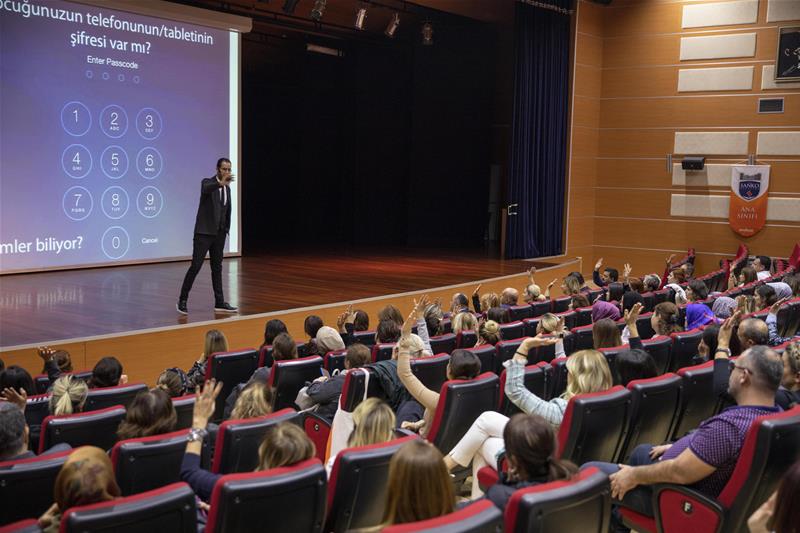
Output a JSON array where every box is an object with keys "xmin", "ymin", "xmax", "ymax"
[{"xmin": 0, "ymin": 0, "xmax": 240, "ymax": 274}]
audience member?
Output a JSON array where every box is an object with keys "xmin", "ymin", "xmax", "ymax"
[
  {"xmin": 643, "ymin": 274, "xmax": 661, "ymax": 293},
  {"xmin": 768, "ymin": 281, "xmax": 793, "ymax": 301},
  {"xmin": 378, "ymin": 305, "xmax": 404, "ymax": 327},
  {"xmin": 523, "ymin": 267, "xmax": 547, "ymax": 303},
  {"xmin": 560, "ymin": 275, "xmax": 582, "ymax": 296},
  {"xmin": 485, "ymin": 414, "xmax": 578, "ymax": 511},
  {"xmin": 583, "ymin": 344, "xmax": 783, "ymax": 529},
  {"xmin": 696, "ymin": 325, "xmax": 720, "ymax": 363},
  {"xmin": 686, "ymin": 301, "xmax": 716, "ymax": 331},
  {"xmin": 381, "ymin": 440, "xmax": 454, "ymax": 527},
  {"xmin": 0, "ymin": 401, "xmax": 68, "ymax": 461},
  {"xmin": 306, "ymin": 344, "xmax": 371, "ymax": 422},
  {"xmin": 325, "ymin": 397, "xmax": 395, "ymax": 475},
  {"xmin": 487, "ymin": 306, "xmax": 511, "ymax": 324},
  {"xmin": 737, "ymin": 294, "xmax": 758, "ymax": 315},
  {"xmin": 230, "ymin": 381, "xmax": 274, "ymax": 420},
  {"xmin": 444, "ymin": 346, "xmax": 609, "ymax": 497},
  {"xmin": 37, "ymin": 347, "xmax": 73, "ymax": 382},
  {"xmin": 313, "ymin": 326, "xmax": 346, "ymax": 356},
  {"xmin": 117, "ymin": 388, "xmax": 177, "ymax": 440},
  {"xmin": 785, "ymin": 273, "xmax": 800, "ymax": 297},
  {"xmin": 593, "ymin": 318, "xmax": 622, "ymax": 350},
  {"xmin": 592, "ymin": 300, "xmax": 620, "ymax": 323},
  {"xmin": 156, "ymin": 367, "xmax": 190, "ymax": 397},
  {"xmin": 450, "ymin": 293, "xmax": 470, "ymax": 315},
  {"xmin": 452, "ymin": 311, "xmax": 478, "ymax": 335},
  {"xmin": 423, "ymin": 302, "xmax": 444, "ymax": 336},
  {"xmin": 304, "ymin": 314, "xmax": 324, "ymax": 340},
  {"xmin": 476, "ymin": 319, "xmax": 502, "ymax": 346},
  {"xmin": 651, "ymin": 302, "xmax": 683, "ymax": 336},
  {"xmin": 260, "ymin": 319, "xmax": 288, "ymax": 349},
  {"xmin": 775, "ymin": 342, "xmax": 800, "ymax": 410},
  {"xmin": 376, "ymin": 319, "xmax": 402, "ymax": 344},
  {"xmin": 570, "ymin": 293, "xmax": 590, "ymax": 310},
  {"xmin": 38, "ymin": 446, "xmax": 120, "ymax": 533},
  {"xmin": 593, "ymin": 258, "xmax": 619, "ymax": 288},
  {"xmin": 753, "ymin": 256, "xmax": 772, "ymax": 281},
  {"xmin": 747, "ymin": 459, "xmax": 800, "ymax": 533},
  {"xmin": 616, "ymin": 349, "xmax": 658, "ymax": 387},
  {"xmin": 755, "ymin": 284, "xmax": 778, "ymax": 311},
  {"xmin": 187, "ymin": 329, "xmax": 228, "ymax": 392},
  {"xmin": 180, "ymin": 380, "xmax": 314, "ymax": 501},
  {"xmin": 729, "ymin": 266, "xmax": 757, "ymax": 289},
  {"xmin": 353, "ymin": 310, "xmax": 370, "ymax": 331},
  {"xmin": 49, "ymin": 375, "xmax": 88, "ymax": 416},
  {"xmin": 621, "ymin": 291, "xmax": 644, "ymax": 313},
  {"xmin": 87, "ymin": 357, "xmax": 126, "ymax": 389},
  {"xmin": 500, "ymin": 288, "xmax": 519, "ymax": 307},
  {"xmin": 712, "ymin": 296, "xmax": 737, "ymax": 320},
  {"xmin": 0, "ymin": 365, "xmax": 35, "ymax": 396},
  {"xmin": 766, "ymin": 298, "xmax": 794, "ymax": 346}
]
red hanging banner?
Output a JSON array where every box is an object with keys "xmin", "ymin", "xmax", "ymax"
[{"xmin": 729, "ymin": 165, "xmax": 770, "ymax": 237}]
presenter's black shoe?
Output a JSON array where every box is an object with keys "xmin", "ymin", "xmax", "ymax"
[
  {"xmin": 215, "ymin": 302, "xmax": 238, "ymax": 313},
  {"xmin": 177, "ymin": 300, "xmax": 188, "ymax": 315}
]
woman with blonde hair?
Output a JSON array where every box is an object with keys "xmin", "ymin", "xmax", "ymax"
[
  {"xmin": 186, "ymin": 329, "xmax": 228, "ymax": 392},
  {"xmin": 443, "ymin": 345, "xmax": 612, "ymax": 497},
  {"xmin": 230, "ymin": 381, "xmax": 274, "ymax": 420},
  {"xmin": 477, "ymin": 319, "xmax": 502, "ymax": 346},
  {"xmin": 181, "ymin": 381, "xmax": 315, "ymax": 501},
  {"xmin": 38, "ymin": 446, "xmax": 121, "ymax": 532},
  {"xmin": 49, "ymin": 375, "xmax": 88, "ymax": 416},
  {"xmin": 452, "ymin": 311, "xmax": 478, "ymax": 335},
  {"xmin": 382, "ymin": 439, "xmax": 455, "ymax": 526},
  {"xmin": 325, "ymin": 397, "xmax": 396, "ymax": 475}
]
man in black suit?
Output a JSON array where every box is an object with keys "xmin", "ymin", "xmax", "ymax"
[{"xmin": 177, "ymin": 158, "xmax": 238, "ymax": 314}]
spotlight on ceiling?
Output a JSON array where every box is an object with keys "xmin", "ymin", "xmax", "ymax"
[
  {"xmin": 311, "ymin": 0, "xmax": 326, "ymax": 21},
  {"xmin": 385, "ymin": 12, "xmax": 400, "ymax": 38},
  {"xmin": 421, "ymin": 21, "xmax": 433, "ymax": 45},
  {"xmin": 354, "ymin": 7, "xmax": 368, "ymax": 30},
  {"xmin": 282, "ymin": 0, "xmax": 300, "ymax": 14}
]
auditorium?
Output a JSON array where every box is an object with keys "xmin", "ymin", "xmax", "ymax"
[{"xmin": 1, "ymin": 0, "xmax": 799, "ymax": 531}]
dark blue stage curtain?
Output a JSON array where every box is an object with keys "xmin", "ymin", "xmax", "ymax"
[{"xmin": 506, "ymin": 0, "xmax": 572, "ymax": 259}]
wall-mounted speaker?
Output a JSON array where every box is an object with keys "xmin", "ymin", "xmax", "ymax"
[{"xmin": 682, "ymin": 156, "xmax": 705, "ymax": 171}]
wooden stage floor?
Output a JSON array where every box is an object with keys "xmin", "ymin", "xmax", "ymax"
[{"xmin": 0, "ymin": 249, "xmax": 553, "ymax": 348}]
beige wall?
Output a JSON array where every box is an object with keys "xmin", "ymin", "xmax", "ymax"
[{"xmin": 566, "ymin": 0, "xmax": 800, "ymax": 279}]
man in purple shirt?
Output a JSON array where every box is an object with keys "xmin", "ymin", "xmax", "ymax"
[{"xmin": 584, "ymin": 345, "xmax": 783, "ymax": 531}]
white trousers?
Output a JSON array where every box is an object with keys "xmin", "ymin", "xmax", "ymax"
[{"xmin": 448, "ymin": 411, "xmax": 509, "ymax": 498}]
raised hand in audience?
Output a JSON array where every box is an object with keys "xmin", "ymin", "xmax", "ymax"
[
  {"xmin": 544, "ymin": 278, "xmax": 558, "ymax": 299},
  {"xmin": 769, "ymin": 296, "xmax": 791, "ymax": 316},
  {"xmin": 594, "ymin": 258, "xmax": 603, "ymax": 272},
  {"xmin": 0, "ymin": 387, "xmax": 27, "ymax": 412},
  {"xmin": 472, "ymin": 284, "xmax": 482, "ymax": 298},
  {"xmin": 715, "ymin": 310, "xmax": 742, "ymax": 356},
  {"xmin": 624, "ymin": 302, "xmax": 643, "ymax": 339},
  {"xmin": 336, "ymin": 304, "xmax": 354, "ymax": 333},
  {"xmin": 623, "ymin": 263, "xmax": 632, "ymax": 280},
  {"xmin": 37, "ymin": 346, "xmax": 56, "ymax": 362},
  {"xmin": 527, "ymin": 267, "xmax": 537, "ymax": 283},
  {"xmin": 665, "ymin": 254, "xmax": 676, "ymax": 267},
  {"xmin": 513, "ymin": 335, "xmax": 559, "ymax": 363},
  {"xmin": 193, "ymin": 379, "xmax": 223, "ymax": 429}
]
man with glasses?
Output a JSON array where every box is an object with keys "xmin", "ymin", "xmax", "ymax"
[
  {"xmin": 583, "ymin": 313, "xmax": 783, "ymax": 531},
  {"xmin": 177, "ymin": 158, "xmax": 238, "ymax": 315}
]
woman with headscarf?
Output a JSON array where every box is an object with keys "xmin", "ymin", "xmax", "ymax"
[
  {"xmin": 38, "ymin": 447, "xmax": 121, "ymax": 532},
  {"xmin": 591, "ymin": 300, "xmax": 621, "ymax": 323},
  {"xmin": 686, "ymin": 303, "xmax": 717, "ymax": 331}
]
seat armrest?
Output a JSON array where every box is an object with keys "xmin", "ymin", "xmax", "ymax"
[{"xmin": 652, "ymin": 484, "xmax": 724, "ymax": 533}]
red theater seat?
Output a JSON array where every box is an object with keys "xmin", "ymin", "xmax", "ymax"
[
  {"xmin": 456, "ymin": 329, "xmax": 478, "ymax": 349},
  {"xmin": 38, "ymin": 405, "xmax": 126, "ymax": 453},
  {"xmin": 83, "ymin": 382, "xmax": 148, "ymax": 412},
  {"xmin": 427, "ymin": 373, "xmax": 499, "ymax": 453},
  {"xmin": 465, "ymin": 344, "xmax": 497, "ymax": 375},
  {"xmin": 269, "ymin": 355, "xmax": 323, "ymax": 410},
  {"xmin": 205, "ymin": 459, "xmax": 326, "ymax": 533},
  {"xmin": 669, "ymin": 329, "xmax": 703, "ymax": 372},
  {"xmin": 383, "ymin": 499, "xmax": 502, "ymax": 533},
  {"xmin": 498, "ymin": 362, "xmax": 550, "ymax": 416},
  {"xmin": 557, "ymin": 386, "xmax": 631, "ymax": 465},
  {"xmin": 204, "ymin": 348, "xmax": 259, "ymax": 421},
  {"xmin": 353, "ymin": 330, "xmax": 377, "ymax": 347},
  {"xmin": 410, "ymin": 353, "xmax": 450, "ymax": 393},
  {"xmin": 671, "ymin": 360, "xmax": 717, "ymax": 440},
  {"xmin": 326, "ymin": 436, "xmax": 417, "ymax": 532},
  {"xmin": 494, "ymin": 338, "xmax": 525, "ymax": 373},
  {"xmin": 640, "ymin": 335, "xmax": 673, "ymax": 374},
  {"xmin": 324, "ymin": 349, "xmax": 347, "ymax": 373},
  {"xmin": 0, "ymin": 519, "xmax": 42, "ymax": 532},
  {"xmin": 499, "ymin": 321, "xmax": 524, "ymax": 341},
  {"xmin": 304, "ymin": 412, "xmax": 331, "ymax": 463},
  {"xmin": 430, "ymin": 333, "xmax": 457, "ymax": 355},
  {"xmin": 111, "ymin": 429, "xmax": 189, "ymax": 496},
  {"xmin": 371, "ymin": 343, "xmax": 397, "ymax": 363},
  {"xmin": 504, "ymin": 467, "xmax": 611, "ymax": 533},
  {"xmin": 617, "ymin": 374, "xmax": 681, "ymax": 462},
  {"xmin": 508, "ymin": 304, "xmax": 534, "ymax": 322},
  {"xmin": 0, "ymin": 449, "xmax": 72, "ymax": 525},
  {"xmin": 60, "ymin": 482, "xmax": 196, "ymax": 533},
  {"xmin": 531, "ymin": 300, "xmax": 552, "ymax": 318}
]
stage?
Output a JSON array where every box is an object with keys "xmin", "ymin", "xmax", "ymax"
[{"xmin": 0, "ymin": 248, "xmax": 557, "ymax": 349}]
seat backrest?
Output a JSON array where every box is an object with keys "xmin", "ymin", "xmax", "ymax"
[
  {"xmin": 598, "ymin": 346, "xmax": 626, "ymax": 385},
  {"xmin": 430, "ymin": 333, "xmax": 457, "ymax": 355},
  {"xmin": 324, "ymin": 349, "xmax": 347, "ymax": 373},
  {"xmin": 634, "ymin": 312, "xmax": 655, "ymax": 340},
  {"xmin": 205, "ymin": 348, "xmax": 259, "ymax": 421},
  {"xmin": 671, "ymin": 360, "xmax": 716, "ymax": 440},
  {"xmin": 327, "ymin": 436, "xmax": 417, "ymax": 532},
  {"xmin": 569, "ymin": 325, "xmax": 595, "ymax": 352},
  {"xmin": 557, "ymin": 386, "xmax": 631, "ymax": 465},
  {"xmin": 669, "ymin": 329, "xmax": 703, "ymax": 372},
  {"xmin": 304, "ymin": 413, "xmax": 331, "ymax": 463},
  {"xmin": 111, "ymin": 430, "xmax": 189, "ymax": 496},
  {"xmin": 212, "ymin": 408, "xmax": 302, "ymax": 474},
  {"xmin": 411, "ymin": 353, "xmax": 450, "ymax": 394},
  {"xmin": 372, "ymin": 343, "xmax": 397, "ymax": 363},
  {"xmin": 494, "ymin": 338, "xmax": 525, "ymax": 374},
  {"xmin": 498, "ymin": 363, "xmax": 550, "ymax": 416},
  {"xmin": 641, "ymin": 292, "xmax": 656, "ymax": 313},
  {"xmin": 206, "ymin": 459, "xmax": 326, "ymax": 533},
  {"xmin": 24, "ymin": 393, "xmax": 51, "ymax": 429},
  {"xmin": 669, "ymin": 408, "xmax": 800, "ymax": 533},
  {"xmin": 618, "ymin": 374, "xmax": 682, "ymax": 462},
  {"xmin": 340, "ymin": 367, "xmax": 386, "ymax": 412},
  {"xmin": 171, "ymin": 394, "xmax": 196, "ymax": 430},
  {"xmin": 84, "ymin": 383, "xmax": 148, "ymax": 412},
  {"xmin": 499, "ymin": 321, "xmax": 524, "ymax": 341},
  {"xmin": 552, "ymin": 296, "xmax": 572, "ymax": 313},
  {"xmin": 456, "ymin": 330, "xmax": 478, "ymax": 349},
  {"xmin": 383, "ymin": 499, "xmax": 503, "ymax": 533},
  {"xmin": 60, "ymin": 482, "xmax": 196, "ymax": 533},
  {"xmin": 0, "ymin": 519, "xmax": 42, "ymax": 532},
  {"xmin": 574, "ymin": 307, "xmax": 593, "ymax": 327},
  {"xmin": 653, "ymin": 289, "xmax": 670, "ymax": 304},
  {"xmin": 522, "ymin": 317, "xmax": 541, "ymax": 337},
  {"xmin": 39, "ymin": 405, "xmax": 126, "ymax": 453},
  {"xmin": 258, "ymin": 345, "xmax": 273, "ymax": 368},
  {"xmin": 531, "ymin": 300, "xmax": 552, "ymax": 318},
  {"xmin": 353, "ymin": 330, "xmax": 377, "ymax": 347},
  {"xmin": 776, "ymin": 298, "xmax": 800, "ymax": 338},
  {"xmin": 427, "ymin": 373, "xmax": 500, "ymax": 453},
  {"xmin": 548, "ymin": 357, "xmax": 568, "ymax": 400},
  {"xmin": 269, "ymin": 355, "xmax": 324, "ymax": 410},
  {"xmin": 505, "ymin": 467, "xmax": 610, "ymax": 533},
  {"xmin": 508, "ymin": 304, "xmax": 534, "ymax": 321},
  {"xmin": 0, "ymin": 449, "xmax": 72, "ymax": 525},
  {"xmin": 466, "ymin": 344, "xmax": 497, "ymax": 375},
  {"xmin": 554, "ymin": 310, "xmax": 578, "ymax": 331},
  {"xmin": 641, "ymin": 335, "xmax": 673, "ymax": 374}
]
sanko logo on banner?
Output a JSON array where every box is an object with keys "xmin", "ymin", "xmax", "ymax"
[{"xmin": 729, "ymin": 165, "xmax": 770, "ymax": 237}]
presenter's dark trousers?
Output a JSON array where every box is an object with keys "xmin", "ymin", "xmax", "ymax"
[{"xmin": 180, "ymin": 230, "xmax": 226, "ymax": 304}]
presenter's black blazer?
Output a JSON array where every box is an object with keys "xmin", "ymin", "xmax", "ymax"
[{"xmin": 194, "ymin": 177, "xmax": 232, "ymax": 236}]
